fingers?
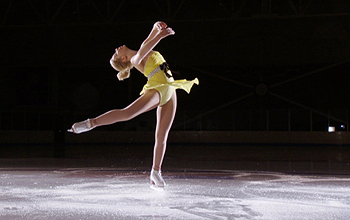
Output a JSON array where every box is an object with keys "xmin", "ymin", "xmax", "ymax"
[
  {"xmin": 154, "ymin": 21, "xmax": 168, "ymax": 31},
  {"xmin": 159, "ymin": 28, "xmax": 175, "ymax": 39},
  {"xmin": 157, "ymin": 21, "xmax": 167, "ymax": 29},
  {"xmin": 154, "ymin": 22, "xmax": 175, "ymax": 37},
  {"xmin": 163, "ymin": 27, "xmax": 175, "ymax": 35},
  {"xmin": 159, "ymin": 22, "xmax": 167, "ymax": 30}
]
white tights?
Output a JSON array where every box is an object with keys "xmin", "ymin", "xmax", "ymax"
[{"xmin": 90, "ymin": 89, "xmax": 177, "ymax": 171}]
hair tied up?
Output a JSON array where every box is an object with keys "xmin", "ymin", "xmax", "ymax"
[
  {"xmin": 110, "ymin": 58, "xmax": 133, "ymax": 81},
  {"xmin": 117, "ymin": 69, "xmax": 131, "ymax": 81}
]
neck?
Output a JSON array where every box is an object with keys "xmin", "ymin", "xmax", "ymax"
[{"xmin": 126, "ymin": 49, "xmax": 137, "ymax": 61}]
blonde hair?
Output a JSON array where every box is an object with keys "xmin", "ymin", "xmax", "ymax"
[{"xmin": 110, "ymin": 58, "xmax": 133, "ymax": 81}]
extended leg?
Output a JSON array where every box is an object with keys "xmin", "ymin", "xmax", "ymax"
[
  {"xmin": 68, "ymin": 90, "xmax": 160, "ymax": 133},
  {"xmin": 92, "ymin": 89, "xmax": 160, "ymax": 127}
]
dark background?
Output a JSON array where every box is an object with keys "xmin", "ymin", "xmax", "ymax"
[{"xmin": 1, "ymin": 0, "xmax": 350, "ymax": 133}]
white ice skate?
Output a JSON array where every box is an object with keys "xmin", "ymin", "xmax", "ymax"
[
  {"xmin": 150, "ymin": 169, "xmax": 166, "ymax": 189},
  {"xmin": 67, "ymin": 119, "xmax": 92, "ymax": 134}
]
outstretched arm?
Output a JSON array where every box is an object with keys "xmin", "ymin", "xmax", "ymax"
[
  {"xmin": 131, "ymin": 22, "xmax": 175, "ymax": 66},
  {"xmin": 140, "ymin": 21, "xmax": 167, "ymax": 48}
]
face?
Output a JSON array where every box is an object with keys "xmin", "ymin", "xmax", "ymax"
[{"xmin": 112, "ymin": 45, "xmax": 127, "ymax": 61}]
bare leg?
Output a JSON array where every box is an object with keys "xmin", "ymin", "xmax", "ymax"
[
  {"xmin": 91, "ymin": 89, "xmax": 160, "ymax": 128},
  {"xmin": 152, "ymin": 91, "xmax": 177, "ymax": 171}
]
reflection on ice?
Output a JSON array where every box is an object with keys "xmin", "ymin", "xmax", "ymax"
[{"xmin": 0, "ymin": 169, "xmax": 349, "ymax": 219}]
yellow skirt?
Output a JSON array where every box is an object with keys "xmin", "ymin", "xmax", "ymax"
[{"xmin": 140, "ymin": 78, "xmax": 199, "ymax": 106}]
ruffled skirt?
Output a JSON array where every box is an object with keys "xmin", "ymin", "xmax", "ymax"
[{"xmin": 140, "ymin": 78, "xmax": 199, "ymax": 106}]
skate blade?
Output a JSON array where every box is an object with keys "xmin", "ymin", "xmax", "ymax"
[
  {"xmin": 150, "ymin": 180, "xmax": 165, "ymax": 191},
  {"xmin": 150, "ymin": 184, "xmax": 164, "ymax": 191}
]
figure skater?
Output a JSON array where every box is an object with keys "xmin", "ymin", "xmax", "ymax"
[{"xmin": 68, "ymin": 21, "xmax": 199, "ymax": 188}]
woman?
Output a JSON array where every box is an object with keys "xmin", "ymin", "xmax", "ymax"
[{"xmin": 68, "ymin": 21, "xmax": 199, "ymax": 188}]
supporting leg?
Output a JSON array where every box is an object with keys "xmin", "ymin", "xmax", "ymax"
[
  {"xmin": 153, "ymin": 91, "xmax": 177, "ymax": 171},
  {"xmin": 150, "ymin": 91, "xmax": 177, "ymax": 187}
]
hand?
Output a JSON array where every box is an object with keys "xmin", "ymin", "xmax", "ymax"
[
  {"xmin": 159, "ymin": 27, "xmax": 175, "ymax": 39},
  {"xmin": 153, "ymin": 21, "xmax": 168, "ymax": 32}
]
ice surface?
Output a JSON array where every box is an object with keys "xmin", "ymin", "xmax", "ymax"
[{"xmin": 0, "ymin": 168, "xmax": 349, "ymax": 219}]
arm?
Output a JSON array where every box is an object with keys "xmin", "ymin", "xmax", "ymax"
[
  {"xmin": 131, "ymin": 23, "xmax": 175, "ymax": 66},
  {"xmin": 140, "ymin": 21, "xmax": 167, "ymax": 48}
]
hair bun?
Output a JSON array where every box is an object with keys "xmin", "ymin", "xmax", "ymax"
[{"xmin": 117, "ymin": 69, "xmax": 131, "ymax": 81}]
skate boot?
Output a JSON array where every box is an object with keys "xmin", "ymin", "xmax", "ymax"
[
  {"xmin": 150, "ymin": 169, "xmax": 166, "ymax": 188},
  {"xmin": 67, "ymin": 119, "xmax": 93, "ymax": 134}
]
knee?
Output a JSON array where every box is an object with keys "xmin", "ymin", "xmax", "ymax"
[
  {"xmin": 120, "ymin": 108, "xmax": 136, "ymax": 121},
  {"xmin": 155, "ymin": 137, "xmax": 166, "ymax": 145},
  {"xmin": 155, "ymin": 132, "xmax": 169, "ymax": 145}
]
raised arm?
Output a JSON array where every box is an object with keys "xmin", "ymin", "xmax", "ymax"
[
  {"xmin": 131, "ymin": 22, "xmax": 175, "ymax": 66},
  {"xmin": 140, "ymin": 21, "xmax": 167, "ymax": 48}
]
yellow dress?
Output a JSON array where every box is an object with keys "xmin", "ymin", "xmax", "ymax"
[{"xmin": 140, "ymin": 51, "xmax": 199, "ymax": 106}]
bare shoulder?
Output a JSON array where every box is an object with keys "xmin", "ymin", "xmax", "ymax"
[{"xmin": 132, "ymin": 51, "xmax": 155, "ymax": 73}]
